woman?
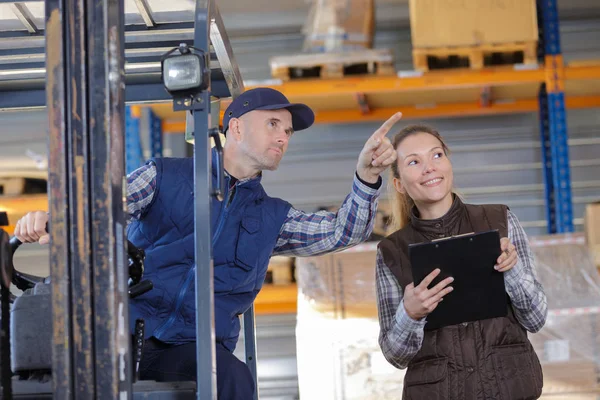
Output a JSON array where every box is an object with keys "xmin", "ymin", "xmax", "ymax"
[{"xmin": 375, "ymin": 124, "xmax": 547, "ymax": 400}]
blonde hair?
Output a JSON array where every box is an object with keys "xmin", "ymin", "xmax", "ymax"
[{"xmin": 389, "ymin": 124, "xmax": 451, "ymax": 231}]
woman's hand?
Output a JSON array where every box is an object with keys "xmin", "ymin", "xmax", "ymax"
[
  {"xmin": 495, "ymin": 237, "xmax": 517, "ymax": 273},
  {"xmin": 404, "ymin": 269, "xmax": 454, "ymax": 321}
]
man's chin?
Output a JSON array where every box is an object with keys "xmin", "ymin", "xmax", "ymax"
[{"xmin": 262, "ymin": 163, "xmax": 280, "ymax": 171}]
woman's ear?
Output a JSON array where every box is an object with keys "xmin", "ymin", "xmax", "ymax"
[{"xmin": 393, "ymin": 177, "xmax": 405, "ymax": 194}]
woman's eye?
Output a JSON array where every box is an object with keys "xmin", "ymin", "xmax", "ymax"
[
  {"xmin": 434, "ymin": 152, "xmax": 443, "ymax": 158},
  {"xmin": 408, "ymin": 160, "xmax": 417, "ymax": 166}
]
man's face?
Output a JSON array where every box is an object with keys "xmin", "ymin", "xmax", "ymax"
[{"xmin": 237, "ymin": 109, "xmax": 294, "ymax": 171}]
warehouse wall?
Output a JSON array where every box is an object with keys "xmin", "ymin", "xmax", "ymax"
[{"xmin": 261, "ymin": 109, "xmax": 600, "ymax": 238}]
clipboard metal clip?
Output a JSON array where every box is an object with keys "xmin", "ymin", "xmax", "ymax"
[{"xmin": 431, "ymin": 232, "xmax": 475, "ymax": 243}]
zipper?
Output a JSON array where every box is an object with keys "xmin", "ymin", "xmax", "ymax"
[
  {"xmin": 212, "ymin": 182, "xmax": 237, "ymax": 244},
  {"xmin": 154, "ymin": 266, "xmax": 195, "ymax": 339},
  {"xmin": 154, "ymin": 179, "xmax": 240, "ymax": 339}
]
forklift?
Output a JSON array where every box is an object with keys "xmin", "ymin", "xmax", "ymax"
[{"xmin": 0, "ymin": 0, "xmax": 258, "ymax": 398}]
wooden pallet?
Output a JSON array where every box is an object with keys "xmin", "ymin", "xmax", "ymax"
[
  {"xmin": 412, "ymin": 41, "xmax": 538, "ymax": 72},
  {"xmin": 270, "ymin": 49, "xmax": 395, "ymax": 81}
]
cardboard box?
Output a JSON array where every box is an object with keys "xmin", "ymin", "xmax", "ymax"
[
  {"xmin": 584, "ymin": 202, "xmax": 600, "ymax": 268},
  {"xmin": 408, "ymin": 0, "xmax": 538, "ymax": 48},
  {"xmin": 267, "ymin": 256, "xmax": 294, "ymax": 285},
  {"xmin": 296, "ymin": 243, "xmax": 379, "ymax": 319}
]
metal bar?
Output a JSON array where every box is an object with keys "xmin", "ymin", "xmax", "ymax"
[
  {"xmin": 210, "ymin": 4, "xmax": 244, "ymax": 98},
  {"xmin": 194, "ymin": 0, "xmax": 217, "ymax": 398},
  {"xmin": 63, "ymin": 0, "xmax": 97, "ymax": 394},
  {"xmin": 538, "ymin": 83, "xmax": 556, "ymax": 233},
  {"xmin": 538, "ymin": 0, "xmax": 561, "ymax": 55},
  {"xmin": 10, "ymin": 3, "xmax": 39, "ymax": 34},
  {"xmin": 0, "ymin": 21, "xmax": 197, "ymax": 47},
  {"xmin": 149, "ymin": 110, "xmax": 163, "ymax": 158},
  {"xmin": 538, "ymin": 0, "xmax": 573, "ymax": 233},
  {"xmin": 355, "ymin": 93, "xmax": 370, "ymax": 114},
  {"xmin": 133, "ymin": 0, "xmax": 156, "ymax": 28},
  {"xmin": 547, "ymin": 91, "xmax": 573, "ymax": 232},
  {"xmin": 0, "ymin": 83, "xmax": 173, "ymax": 110},
  {"xmin": 243, "ymin": 306, "xmax": 259, "ymax": 400},
  {"xmin": 45, "ymin": 0, "xmax": 73, "ymax": 396},
  {"xmin": 86, "ymin": 0, "xmax": 132, "ymax": 395}
]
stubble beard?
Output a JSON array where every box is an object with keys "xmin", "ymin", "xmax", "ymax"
[{"xmin": 242, "ymin": 145, "xmax": 281, "ymax": 171}]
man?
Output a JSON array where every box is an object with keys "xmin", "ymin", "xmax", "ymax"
[{"xmin": 15, "ymin": 87, "xmax": 401, "ymax": 399}]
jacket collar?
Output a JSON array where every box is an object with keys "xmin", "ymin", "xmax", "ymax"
[
  {"xmin": 410, "ymin": 194, "xmax": 465, "ymax": 236},
  {"xmin": 211, "ymin": 147, "xmax": 262, "ymax": 189}
]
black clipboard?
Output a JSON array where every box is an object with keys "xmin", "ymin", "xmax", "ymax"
[{"xmin": 408, "ymin": 230, "xmax": 507, "ymax": 330}]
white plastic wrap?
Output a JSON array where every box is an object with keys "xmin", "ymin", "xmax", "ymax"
[
  {"xmin": 528, "ymin": 233, "xmax": 600, "ymax": 398},
  {"xmin": 296, "ymin": 242, "xmax": 405, "ymax": 399},
  {"xmin": 301, "ymin": 0, "xmax": 374, "ymax": 53},
  {"xmin": 296, "ymin": 233, "xmax": 600, "ymax": 399}
]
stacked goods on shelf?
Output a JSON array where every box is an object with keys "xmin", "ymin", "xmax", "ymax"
[
  {"xmin": 408, "ymin": 0, "xmax": 539, "ymax": 71},
  {"xmin": 270, "ymin": 0, "xmax": 395, "ymax": 81},
  {"xmin": 295, "ymin": 233, "xmax": 600, "ymax": 399},
  {"xmin": 302, "ymin": 0, "xmax": 375, "ymax": 53}
]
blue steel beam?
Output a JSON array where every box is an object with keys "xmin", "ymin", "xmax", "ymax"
[
  {"xmin": 537, "ymin": 84, "xmax": 556, "ymax": 233},
  {"xmin": 149, "ymin": 110, "xmax": 163, "ymax": 158},
  {"xmin": 546, "ymin": 90, "xmax": 573, "ymax": 232},
  {"xmin": 537, "ymin": 0, "xmax": 573, "ymax": 233}
]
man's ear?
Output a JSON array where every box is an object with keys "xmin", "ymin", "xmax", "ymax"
[
  {"xmin": 229, "ymin": 118, "xmax": 243, "ymax": 142},
  {"xmin": 393, "ymin": 177, "xmax": 405, "ymax": 194}
]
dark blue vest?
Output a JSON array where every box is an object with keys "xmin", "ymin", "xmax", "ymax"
[{"xmin": 127, "ymin": 154, "xmax": 291, "ymax": 352}]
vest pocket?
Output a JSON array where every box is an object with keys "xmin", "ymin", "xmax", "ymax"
[
  {"xmin": 491, "ymin": 343, "xmax": 541, "ymax": 400},
  {"xmin": 404, "ymin": 357, "xmax": 449, "ymax": 400},
  {"xmin": 235, "ymin": 217, "xmax": 261, "ymax": 271},
  {"xmin": 231, "ymin": 217, "xmax": 262, "ymax": 291}
]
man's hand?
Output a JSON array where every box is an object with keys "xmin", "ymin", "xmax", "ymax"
[
  {"xmin": 495, "ymin": 237, "xmax": 517, "ymax": 272},
  {"xmin": 14, "ymin": 211, "xmax": 49, "ymax": 245},
  {"xmin": 404, "ymin": 269, "xmax": 454, "ymax": 321},
  {"xmin": 356, "ymin": 112, "xmax": 402, "ymax": 184}
]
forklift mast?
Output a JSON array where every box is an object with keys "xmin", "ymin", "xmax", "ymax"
[{"xmin": 0, "ymin": 0, "xmax": 254, "ymax": 398}]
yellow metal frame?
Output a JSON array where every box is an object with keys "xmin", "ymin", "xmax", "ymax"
[
  {"xmin": 155, "ymin": 61, "xmax": 600, "ymax": 131},
  {"xmin": 254, "ymin": 284, "xmax": 297, "ymax": 315}
]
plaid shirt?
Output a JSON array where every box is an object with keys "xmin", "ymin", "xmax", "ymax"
[
  {"xmin": 126, "ymin": 161, "xmax": 380, "ymax": 257},
  {"xmin": 376, "ymin": 210, "xmax": 548, "ymax": 369}
]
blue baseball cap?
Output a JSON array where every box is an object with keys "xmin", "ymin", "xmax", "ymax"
[{"xmin": 222, "ymin": 88, "xmax": 315, "ymax": 134}]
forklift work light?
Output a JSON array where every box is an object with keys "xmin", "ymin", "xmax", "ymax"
[
  {"xmin": 161, "ymin": 43, "xmax": 209, "ymax": 110},
  {"xmin": 163, "ymin": 53, "xmax": 204, "ymax": 92}
]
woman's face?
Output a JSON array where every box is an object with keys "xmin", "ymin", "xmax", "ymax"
[{"xmin": 393, "ymin": 132, "xmax": 453, "ymax": 206}]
